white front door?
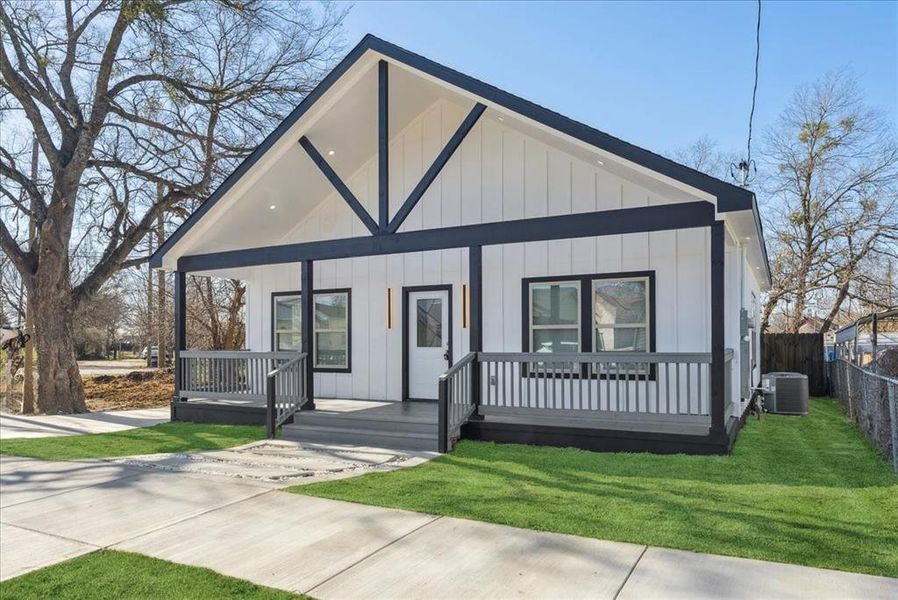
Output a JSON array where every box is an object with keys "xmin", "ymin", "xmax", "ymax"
[{"xmin": 407, "ymin": 289, "xmax": 450, "ymax": 400}]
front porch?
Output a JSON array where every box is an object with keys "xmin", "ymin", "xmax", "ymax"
[{"xmin": 171, "ymin": 348, "xmax": 740, "ymax": 454}]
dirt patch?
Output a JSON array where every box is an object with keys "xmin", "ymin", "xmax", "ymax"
[
  {"xmin": 2, "ymin": 369, "xmax": 172, "ymax": 414},
  {"xmin": 84, "ymin": 370, "xmax": 174, "ymax": 411}
]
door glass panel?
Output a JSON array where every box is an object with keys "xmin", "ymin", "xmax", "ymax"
[{"xmin": 416, "ymin": 298, "xmax": 442, "ymax": 348}]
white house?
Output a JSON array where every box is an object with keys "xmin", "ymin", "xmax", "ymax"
[{"xmin": 151, "ymin": 35, "xmax": 770, "ymax": 454}]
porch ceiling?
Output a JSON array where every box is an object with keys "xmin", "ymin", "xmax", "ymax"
[{"xmin": 155, "ymin": 36, "xmax": 768, "ymax": 285}]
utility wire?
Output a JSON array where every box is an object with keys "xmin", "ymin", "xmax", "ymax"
[
  {"xmin": 732, "ymin": 0, "xmax": 762, "ymax": 187},
  {"xmin": 746, "ymin": 0, "xmax": 761, "ymax": 165}
]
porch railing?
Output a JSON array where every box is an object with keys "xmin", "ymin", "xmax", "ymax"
[
  {"xmin": 178, "ymin": 350, "xmax": 302, "ymax": 402},
  {"xmin": 438, "ymin": 350, "xmax": 734, "ymax": 452},
  {"xmin": 437, "ymin": 352, "xmax": 478, "ymax": 452},
  {"xmin": 266, "ymin": 353, "xmax": 309, "ymax": 438}
]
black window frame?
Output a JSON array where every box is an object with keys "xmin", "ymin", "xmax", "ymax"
[
  {"xmin": 521, "ymin": 270, "xmax": 656, "ymax": 380},
  {"xmin": 270, "ymin": 288, "xmax": 352, "ymax": 373}
]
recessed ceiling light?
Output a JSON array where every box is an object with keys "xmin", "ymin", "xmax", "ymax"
[
  {"xmin": 327, "ymin": 149, "xmax": 336, "ymax": 156},
  {"xmin": 497, "ymin": 116, "xmax": 504, "ymax": 122},
  {"xmin": 745, "ymin": 236, "xmax": 751, "ymax": 240},
  {"xmin": 596, "ymin": 159, "xmax": 604, "ymax": 166},
  {"xmin": 269, "ymin": 205, "xmax": 276, "ymax": 210}
]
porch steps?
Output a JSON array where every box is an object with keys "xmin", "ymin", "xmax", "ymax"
[{"xmin": 281, "ymin": 403, "xmax": 439, "ymax": 451}]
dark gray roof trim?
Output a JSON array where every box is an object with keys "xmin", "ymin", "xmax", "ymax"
[{"xmin": 151, "ymin": 34, "xmax": 766, "ymax": 274}]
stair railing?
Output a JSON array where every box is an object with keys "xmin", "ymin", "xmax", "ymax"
[
  {"xmin": 265, "ymin": 353, "xmax": 308, "ymax": 438},
  {"xmin": 438, "ymin": 352, "xmax": 478, "ymax": 452}
]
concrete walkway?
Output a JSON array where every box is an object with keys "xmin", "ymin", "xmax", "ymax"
[
  {"xmin": 0, "ymin": 407, "xmax": 169, "ymax": 440},
  {"xmin": 1, "ymin": 455, "xmax": 895, "ymax": 598}
]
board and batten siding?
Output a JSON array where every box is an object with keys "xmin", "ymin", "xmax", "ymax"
[{"xmin": 242, "ymin": 97, "xmax": 761, "ymax": 409}]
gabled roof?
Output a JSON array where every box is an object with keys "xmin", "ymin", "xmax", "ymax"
[{"xmin": 151, "ymin": 34, "xmax": 768, "ymax": 276}]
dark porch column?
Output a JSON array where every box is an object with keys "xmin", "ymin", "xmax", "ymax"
[
  {"xmin": 469, "ymin": 246, "xmax": 483, "ymax": 416},
  {"xmin": 301, "ymin": 259, "xmax": 316, "ymax": 410},
  {"xmin": 710, "ymin": 221, "xmax": 725, "ymax": 434},
  {"xmin": 172, "ymin": 270, "xmax": 186, "ymax": 403}
]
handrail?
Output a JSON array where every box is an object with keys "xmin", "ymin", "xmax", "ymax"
[
  {"xmin": 265, "ymin": 352, "xmax": 308, "ymax": 438},
  {"xmin": 478, "ymin": 351, "xmax": 715, "ymax": 363},
  {"xmin": 182, "ymin": 350, "xmax": 299, "ymax": 359},
  {"xmin": 438, "ymin": 352, "xmax": 478, "ymax": 452},
  {"xmin": 441, "ymin": 352, "xmax": 477, "ymax": 379},
  {"xmin": 267, "ymin": 353, "xmax": 306, "ymax": 378}
]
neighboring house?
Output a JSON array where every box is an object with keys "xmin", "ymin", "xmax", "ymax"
[{"xmin": 151, "ymin": 35, "xmax": 770, "ymax": 454}]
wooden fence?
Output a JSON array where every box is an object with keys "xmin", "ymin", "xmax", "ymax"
[{"xmin": 762, "ymin": 333, "xmax": 827, "ymax": 396}]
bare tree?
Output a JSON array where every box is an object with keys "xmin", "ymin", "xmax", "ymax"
[
  {"xmin": 670, "ymin": 135, "xmax": 740, "ymax": 181},
  {"xmin": 759, "ymin": 71, "xmax": 898, "ymax": 333},
  {"xmin": 0, "ymin": 0, "xmax": 345, "ymax": 412},
  {"xmin": 187, "ymin": 276, "xmax": 245, "ymax": 350}
]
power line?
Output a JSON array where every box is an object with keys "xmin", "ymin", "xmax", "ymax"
[
  {"xmin": 747, "ymin": 0, "xmax": 761, "ymax": 165},
  {"xmin": 731, "ymin": 0, "xmax": 762, "ymax": 187}
]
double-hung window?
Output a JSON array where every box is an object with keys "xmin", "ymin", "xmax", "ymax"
[
  {"xmin": 524, "ymin": 272, "xmax": 654, "ymax": 376},
  {"xmin": 271, "ymin": 289, "xmax": 351, "ymax": 371}
]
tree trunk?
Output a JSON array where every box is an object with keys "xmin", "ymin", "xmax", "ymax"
[{"xmin": 32, "ymin": 256, "xmax": 86, "ymax": 414}]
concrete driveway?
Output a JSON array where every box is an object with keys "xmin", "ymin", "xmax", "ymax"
[
  {"xmin": 1, "ymin": 454, "xmax": 896, "ymax": 599},
  {"xmin": 0, "ymin": 408, "xmax": 169, "ymax": 440}
]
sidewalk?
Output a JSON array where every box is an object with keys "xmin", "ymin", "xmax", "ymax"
[
  {"xmin": 1, "ymin": 455, "xmax": 895, "ymax": 599},
  {"xmin": 0, "ymin": 408, "xmax": 169, "ymax": 440}
]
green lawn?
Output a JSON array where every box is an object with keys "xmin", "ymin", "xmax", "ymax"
[
  {"xmin": 0, "ymin": 550, "xmax": 302, "ymax": 599},
  {"xmin": 290, "ymin": 398, "xmax": 898, "ymax": 578},
  {"xmin": 0, "ymin": 422, "xmax": 266, "ymax": 460}
]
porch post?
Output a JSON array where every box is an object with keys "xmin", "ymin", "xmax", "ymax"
[
  {"xmin": 172, "ymin": 270, "xmax": 186, "ymax": 403},
  {"xmin": 710, "ymin": 222, "xmax": 725, "ymax": 434},
  {"xmin": 301, "ymin": 259, "xmax": 316, "ymax": 410},
  {"xmin": 469, "ymin": 245, "xmax": 483, "ymax": 416}
]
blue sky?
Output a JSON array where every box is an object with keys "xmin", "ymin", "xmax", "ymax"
[{"xmin": 340, "ymin": 1, "xmax": 897, "ymax": 159}]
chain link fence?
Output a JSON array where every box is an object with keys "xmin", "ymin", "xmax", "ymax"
[{"xmin": 829, "ymin": 359, "xmax": 898, "ymax": 471}]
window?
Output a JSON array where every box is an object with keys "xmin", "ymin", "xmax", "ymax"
[
  {"xmin": 271, "ymin": 289, "xmax": 351, "ymax": 371},
  {"xmin": 529, "ymin": 282, "xmax": 581, "ymax": 354},
  {"xmin": 593, "ymin": 277, "xmax": 650, "ymax": 352},
  {"xmin": 523, "ymin": 272, "xmax": 655, "ymax": 377},
  {"xmin": 273, "ymin": 294, "xmax": 302, "ymax": 351},
  {"xmin": 314, "ymin": 290, "xmax": 350, "ymax": 369}
]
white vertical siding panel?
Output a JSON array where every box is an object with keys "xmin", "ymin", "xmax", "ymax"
[
  {"xmin": 502, "ymin": 129, "xmax": 525, "ymax": 220},
  {"xmin": 503, "ymin": 243, "xmax": 525, "ymax": 353},
  {"xmin": 386, "ymin": 254, "xmax": 404, "ymax": 400},
  {"xmin": 480, "ymin": 119, "xmax": 502, "ymax": 224},
  {"xmin": 547, "ymin": 150, "xmax": 572, "ymax": 275},
  {"xmin": 621, "ymin": 186, "xmax": 649, "ymax": 272},
  {"xmin": 367, "ymin": 256, "xmax": 388, "ymax": 400},
  {"xmin": 571, "ymin": 159, "xmax": 597, "ymax": 275},
  {"xmin": 482, "ymin": 246, "xmax": 503, "ymax": 351},
  {"xmin": 351, "ymin": 256, "xmax": 370, "ymax": 400},
  {"xmin": 460, "ymin": 121, "xmax": 482, "ymax": 226},
  {"xmin": 596, "ymin": 180, "xmax": 623, "ymax": 274}
]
